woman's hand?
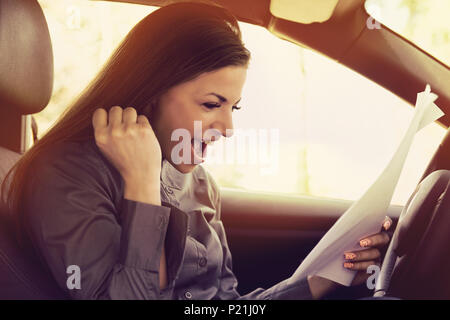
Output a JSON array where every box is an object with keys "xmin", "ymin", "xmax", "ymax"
[
  {"xmin": 344, "ymin": 216, "xmax": 392, "ymax": 286},
  {"xmin": 92, "ymin": 106, "xmax": 162, "ymax": 205},
  {"xmin": 308, "ymin": 216, "xmax": 392, "ymax": 299}
]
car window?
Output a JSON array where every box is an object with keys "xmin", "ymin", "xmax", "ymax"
[
  {"xmin": 365, "ymin": 0, "xmax": 450, "ymax": 66},
  {"xmin": 36, "ymin": 0, "xmax": 447, "ymax": 206}
]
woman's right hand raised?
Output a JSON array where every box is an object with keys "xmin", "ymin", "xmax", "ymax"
[{"xmin": 92, "ymin": 106, "xmax": 162, "ymax": 205}]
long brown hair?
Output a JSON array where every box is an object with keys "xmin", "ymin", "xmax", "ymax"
[{"xmin": 1, "ymin": 2, "xmax": 250, "ymax": 217}]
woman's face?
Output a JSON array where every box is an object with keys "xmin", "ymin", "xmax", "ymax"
[{"xmin": 152, "ymin": 65, "xmax": 248, "ymax": 173}]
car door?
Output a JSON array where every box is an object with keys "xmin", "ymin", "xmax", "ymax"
[{"xmin": 220, "ymin": 188, "xmax": 403, "ymax": 296}]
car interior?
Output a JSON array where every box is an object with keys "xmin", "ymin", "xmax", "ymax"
[{"xmin": 0, "ymin": 0, "xmax": 449, "ymax": 300}]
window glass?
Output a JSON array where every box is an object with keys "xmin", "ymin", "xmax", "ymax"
[{"xmin": 365, "ymin": 0, "xmax": 450, "ymax": 66}]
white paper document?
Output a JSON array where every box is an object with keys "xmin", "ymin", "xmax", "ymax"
[{"xmin": 290, "ymin": 85, "xmax": 444, "ymax": 286}]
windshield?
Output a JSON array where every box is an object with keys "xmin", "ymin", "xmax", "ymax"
[{"xmin": 365, "ymin": 0, "xmax": 450, "ymax": 66}]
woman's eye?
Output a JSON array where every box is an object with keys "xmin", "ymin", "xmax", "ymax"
[
  {"xmin": 203, "ymin": 103, "xmax": 221, "ymax": 109},
  {"xmin": 202, "ymin": 103, "xmax": 242, "ymax": 112}
]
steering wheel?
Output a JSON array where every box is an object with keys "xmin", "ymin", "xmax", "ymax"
[{"xmin": 374, "ymin": 169, "xmax": 450, "ymax": 299}]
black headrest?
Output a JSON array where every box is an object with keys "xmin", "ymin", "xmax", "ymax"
[{"xmin": 0, "ymin": 0, "xmax": 53, "ymax": 115}]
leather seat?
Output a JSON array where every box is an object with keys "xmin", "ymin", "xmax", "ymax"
[{"xmin": 0, "ymin": 0, "xmax": 66, "ymax": 299}]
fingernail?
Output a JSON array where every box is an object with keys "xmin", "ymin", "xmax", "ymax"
[
  {"xmin": 360, "ymin": 239, "xmax": 371, "ymax": 247},
  {"xmin": 344, "ymin": 253, "xmax": 356, "ymax": 260},
  {"xmin": 383, "ymin": 220, "xmax": 391, "ymax": 230},
  {"xmin": 344, "ymin": 262, "xmax": 354, "ymax": 269}
]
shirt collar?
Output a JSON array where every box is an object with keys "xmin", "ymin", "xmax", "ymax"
[{"xmin": 160, "ymin": 158, "xmax": 192, "ymax": 190}]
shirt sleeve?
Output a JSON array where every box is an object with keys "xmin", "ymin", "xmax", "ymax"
[
  {"xmin": 20, "ymin": 145, "xmax": 187, "ymax": 300},
  {"xmin": 206, "ymin": 180, "xmax": 314, "ymax": 300}
]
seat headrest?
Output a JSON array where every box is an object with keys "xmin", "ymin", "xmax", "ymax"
[{"xmin": 0, "ymin": 0, "xmax": 53, "ymax": 115}]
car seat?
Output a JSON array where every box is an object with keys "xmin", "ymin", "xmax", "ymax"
[{"xmin": 0, "ymin": 0, "xmax": 67, "ymax": 299}]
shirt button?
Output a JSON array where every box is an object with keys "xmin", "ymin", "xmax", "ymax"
[
  {"xmin": 184, "ymin": 291, "xmax": 192, "ymax": 299},
  {"xmin": 199, "ymin": 257, "xmax": 207, "ymax": 267}
]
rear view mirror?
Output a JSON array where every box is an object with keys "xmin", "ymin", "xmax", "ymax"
[{"xmin": 269, "ymin": 0, "xmax": 339, "ymax": 24}]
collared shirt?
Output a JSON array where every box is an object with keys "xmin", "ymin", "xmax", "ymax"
[{"xmin": 20, "ymin": 139, "xmax": 313, "ymax": 300}]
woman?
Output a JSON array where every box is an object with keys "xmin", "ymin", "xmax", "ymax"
[{"xmin": 1, "ymin": 2, "xmax": 390, "ymax": 300}]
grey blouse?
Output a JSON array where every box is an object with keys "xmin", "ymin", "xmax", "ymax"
[{"xmin": 20, "ymin": 139, "xmax": 313, "ymax": 300}]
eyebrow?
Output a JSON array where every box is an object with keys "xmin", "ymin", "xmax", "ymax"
[{"xmin": 206, "ymin": 92, "xmax": 241, "ymax": 105}]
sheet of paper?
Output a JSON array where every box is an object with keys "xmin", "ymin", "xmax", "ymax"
[{"xmin": 289, "ymin": 85, "xmax": 444, "ymax": 286}]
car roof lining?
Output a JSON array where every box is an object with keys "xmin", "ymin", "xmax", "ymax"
[{"xmin": 93, "ymin": 0, "xmax": 449, "ymax": 129}]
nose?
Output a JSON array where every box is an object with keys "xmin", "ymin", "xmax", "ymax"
[{"xmin": 210, "ymin": 109, "xmax": 234, "ymax": 140}]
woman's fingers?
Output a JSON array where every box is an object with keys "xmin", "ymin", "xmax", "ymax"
[
  {"xmin": 108, "ymin": 106, "xmax": 124, "ymax": 127},
  {"xmin": 343, "ymin": 260, "xmax": 379, "ymax": 271},
  {"xmin": 137, "ymin": 114, "xmax": 150, "ymax": 127},
  {"xmin": 383, "ymin": 216, "xmax": 393, "ymax": 231},
  {"xmin": 92, "ymin": 108, "xmax": 107, "ymax": 130},
  {"xmin": 344, "ymin": 248, "xmax": 381, "ymax": 262},
  {"xmin": 343, "ymin": 217, "xmax": 392, "ymax": 278},
  {"xmin": 123, "ymin": 107, "xmax": 138, "ymax": 125},
  {"xmin": 359, "ymin": 231, "xmax": 390, "ymax": 248},
  {"xmin": 91, "ymin": 105, "xmax": 162, "ymax": 191}
]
